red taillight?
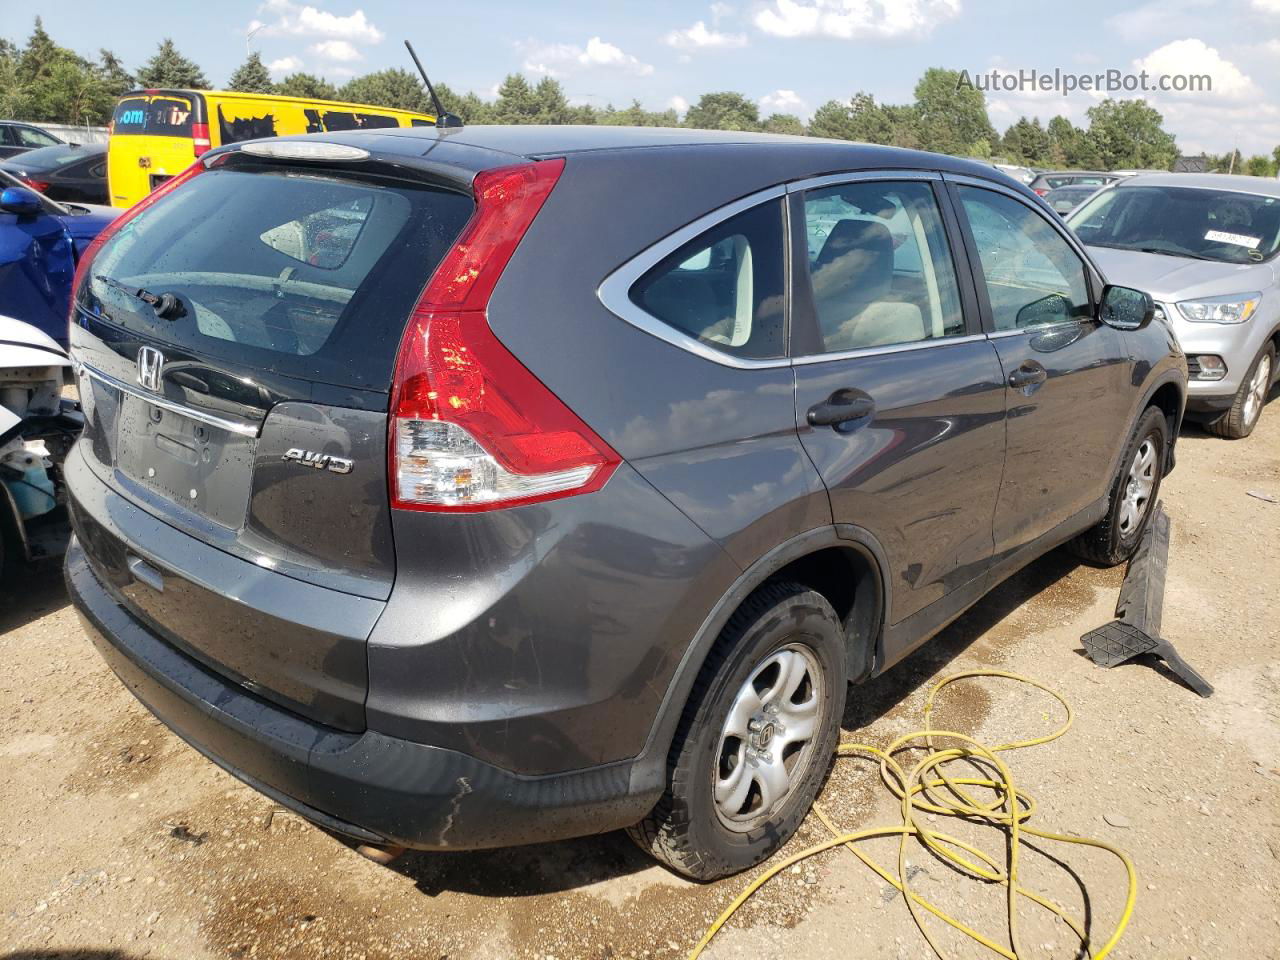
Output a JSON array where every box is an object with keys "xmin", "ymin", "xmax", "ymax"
[
  {"xmin": 191, "ymin": 122, "xmax": 210, "ymax": 157},
  {"xmin": 389, "ymin": 157, "xmax": 621, "ymax": 512},
  {"xmin": 69, "ymin": 160, "xmax": 207, "ymax": 330},
  {"xmin": 1034, "ymin": 188, "xmax": 1049, "ymax": 196},
  {"xmin": 22, "ymin": 178, "xmax": 50, "ymax": 193}
]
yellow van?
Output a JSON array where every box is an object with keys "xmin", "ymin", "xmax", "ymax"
[{"xmin": 107, "ymin": 89, "xmax": 434, "ymax": 207}]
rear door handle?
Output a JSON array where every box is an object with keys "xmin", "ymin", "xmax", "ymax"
[
  {"xmin": 806, "ymin": 389, "xmax": 875, "ymax": 428},
  {"xmin": 1007, "ymin": 361, "xmax": 1048, "ymax": 390}
]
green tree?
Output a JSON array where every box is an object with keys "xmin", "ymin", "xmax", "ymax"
[
  {"xmin": 1001, "ymin": 117, "xmax": 1051, "ymax": 166},
  {"xmin": 0, "ymin": 47, "xmax": 28, "ymax": 119},
  {"xmin": 339, "ymin": 68, "xmax": 430, "ymax": 111},
  {"xmin": 227, "ymin": 52, "xmax": 273, "ymax": 93},
  {"xmin": 684, "ymin": 91, "xmax": 759, "ymax": 131},
  {"xmin": 432, "ymin": 82, "xmax": 492, "ymax": 123},
  {"xmin": 136, "ymin": 38, "xmax": 208, "ymax": 89},
  {"xmin": 275, "ymin": 72, "xmax": 338, "ymax": 101},
  {"xmin": 762, "ymin": 113, "xmax": 806, "ymax": 136},
  {"xmin": 1244, "ymin": 154, "xmax": 1274, "ymax": 178},
  {"xmin": 913, "ymin": 67, "xmax": 995, "ymax": 156},
  {"xmin": 1085, "ymin": 99, "xmax": 1177, "ymax": 170},
  {"xmin": 599, "ymin": 99, "xmax": 676, "ymax": 127},
  {"xmin": 490, "ymin": 74, "xmax": 541, "ymax": 123},
  {"xmin": 1045, "ymin": 115, "xmax": 1101, "ymax": 168},
  {"xmin": 96, "ymin": 49, "xmax": 134, "ymax": 100}
]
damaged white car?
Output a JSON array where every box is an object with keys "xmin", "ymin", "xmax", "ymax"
[{"xmin": 0, "ymin": 314, "xmax": 80, "ymax": 579}]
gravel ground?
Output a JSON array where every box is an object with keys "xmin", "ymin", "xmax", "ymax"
[{"xmin": 1, "ymin": 410, "xmax": 1277, "ymax": 960}]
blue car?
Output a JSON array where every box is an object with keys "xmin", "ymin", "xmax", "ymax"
[{"xmin": 0, "ymin": 168, "xmax": 117, "ymax": 346}]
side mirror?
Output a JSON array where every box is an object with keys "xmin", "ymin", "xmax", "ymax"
[
  {"xmin": 0, "ymin": 186, "xmax": 43, "ymax": 217},
  {"xmin": 1098, "ymin": 284, "xmax": 1154, "ymax": 331}
]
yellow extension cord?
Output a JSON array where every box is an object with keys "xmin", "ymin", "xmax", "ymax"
[{"xmin": 688, "ymin": 670, "xmax": 1138, "ymax": 960}]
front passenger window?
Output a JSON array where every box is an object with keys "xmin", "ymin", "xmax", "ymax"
[{"xmin": 958, "ymin": 186, "xmax": 1091, "ymax": 331}]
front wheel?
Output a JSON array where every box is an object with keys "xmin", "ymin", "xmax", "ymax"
[
  {"xmin": 1070, "ymin": 405, "xmax": 1168, "ymax": 566},
  {"xmin": 628, "ymin": 581, "xmax": 847, "ymax": 881},
  {"xmin": 1206, "ymin": 343, "xmax": 1274, "ymax": 439}
]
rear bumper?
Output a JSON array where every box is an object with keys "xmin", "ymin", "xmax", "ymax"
[{"xmin": 67, "ymin": 538, "xmax": 658, "ymax": 849}]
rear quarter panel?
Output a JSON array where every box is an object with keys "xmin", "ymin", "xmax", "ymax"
[{"xmin": 487, "ymin": 147, "xmax": 833, "ymax": 570}]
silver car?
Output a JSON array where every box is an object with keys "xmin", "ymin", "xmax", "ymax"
[{"xmin": 1069, "ymin": 173, "xmax": 1280, "ymax": 437}]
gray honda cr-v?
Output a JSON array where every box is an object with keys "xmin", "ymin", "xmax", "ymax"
[{"xmin": 64, "ymin": 126, "xmax": 1186, "ymax": 880}]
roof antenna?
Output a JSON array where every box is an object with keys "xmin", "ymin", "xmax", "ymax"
[{"xmin": 404, "ymin": 40, "xmax": 463, "ymax": 128}]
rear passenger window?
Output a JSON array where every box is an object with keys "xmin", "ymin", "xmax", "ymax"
[
  {"xmin": 958, "ymin": 186, "xmax": 1090, "ymax": 331},
  {"xmin": 630, "ymin": 200, "xmax": 785, "ymax": 360},
  {"xmin": 802, "ymin": 181, "xmax": 965, "ymax": 353}
]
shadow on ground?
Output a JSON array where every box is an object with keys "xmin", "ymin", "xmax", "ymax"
[
  {"xmin": 841, "ymin": 546, "xmax": 1084, "ymax": 731},
  {"xmin": 0, "ymin": 562, "xmax": 69, "ymax": 634}
]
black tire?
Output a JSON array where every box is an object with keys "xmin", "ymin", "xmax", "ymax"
[
  {"xmin": 1070, "ymin": 405, "xmax": 1168, "ymax": 566},
  {"xmin": 627, "ymin": 580, "xmax": 847, "ymax": 881},
  {"xmin": 1205, "ymin": 343, "xmax": 1274, "ymax": 440}
]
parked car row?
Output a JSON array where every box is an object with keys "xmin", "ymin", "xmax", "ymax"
[{"xmin": 0, "ymin": 143, "xmax": 108, "ymax": 204}]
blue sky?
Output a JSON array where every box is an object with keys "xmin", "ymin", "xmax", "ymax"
[{"xmin": 20, "ymin": 0, "xmax": 1280, "ymax": 154}]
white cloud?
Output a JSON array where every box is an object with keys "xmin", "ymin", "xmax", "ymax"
[
  {"xmin": 310, "ymin": 39, "xmax": 362, "ymax": 63},
  {"xmin": 519, "ymin": 37, "xmax": 653, "ymax": 77},
  {"xmin": 1135, "ymin": 38, "xmax": 1258, "ymax": 100},
  {"xmin": 666, "ymin": 20, "xmax": 748, "ymax": 49},
  {"xmin": 251, "ymin": 0, "xmax": 383, "ymax": 43},
  {"xmin": 266, "ymin": 55, "xmax": 303, "ymax": 75},
  {"xmin": 669, "ymin": 95, "xmax": 690, "ymax": 114},
  {"xmin": 1106, "ymin": 0, "xmax": 1214, "ymax": 41},
  {"xmin": 759, "ymin": 89, "xmax": 806, "ymax": 115},
  {"xmin": 710, "ymin": 1, "xmax": 735, "ymax": 21},
  {"xmin": 754, "ymin": 0, "xmax": 961, "ymax": 39},
  {"xmin": 1251, "ymin": 0, "xmax": 1280, "ymax": 11}
]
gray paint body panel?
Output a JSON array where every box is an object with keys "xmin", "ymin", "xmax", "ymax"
[{"xmin": 64, "ymin": 129, "xmax": 1187, "ymax": 851}]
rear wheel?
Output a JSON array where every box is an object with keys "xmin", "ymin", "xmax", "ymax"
[
  {"xmin": 628, "ymin": 581, "xmax": 847, "ymax": 881},
  {"xmin": 1070, "ymin": 405, "xmax": 1168, "ymax": 566},
  {"xmin": 1206, "ymin": 343, "xmax": 1274, "ymax": 439}
]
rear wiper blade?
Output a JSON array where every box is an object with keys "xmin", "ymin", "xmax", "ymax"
[{"xmin": 95, "ymin": 275, "xmax": 185, "ymax": 319}]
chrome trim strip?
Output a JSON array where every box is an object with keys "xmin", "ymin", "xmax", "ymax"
[
  {"xmin": 791, "ymin": 333, "xmax": 987, "ymax": 365},
  {"xmin": 785, "ymin": 169, "xmax": 942, "ymax": 193},
  {"xmin": 79, "ymin": 362, "xmax": 260, "ymax": 437},
  {"xmin": 597, "ymin": 185, "xmax": 792, "ymax": 370}
]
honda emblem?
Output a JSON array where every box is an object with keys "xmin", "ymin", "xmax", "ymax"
[{"xmin": 136, "ymin": 346, "xmax": 164, "ymax": 392}]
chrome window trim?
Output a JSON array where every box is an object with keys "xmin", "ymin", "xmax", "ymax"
[
  {"xmin": 942, "ymin": 171, "xmax": 1101, "ymax": 293},
  {"xmin": 597, "ymin": 170, "xmax": 999, "ymax": 371},
  {"xmin": 78, "ymin": 361, "xmax": 260, "ymax": 437},
  {"xmin": 596, "ymin": 184, "xmax": 791, "ymax": 370},
  {"xmin": 786, "ymin": 169, "xmax": 942, "ymax": 193},
  {"xmin": 791, "ymin": 332, "xmax": 987, "ymax": 365}
]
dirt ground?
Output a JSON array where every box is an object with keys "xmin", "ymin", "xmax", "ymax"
[{"xmin": 1, "ymin": 409, "xmax": 1277, "ymax": 960}]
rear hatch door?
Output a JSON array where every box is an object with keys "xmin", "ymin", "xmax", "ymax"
[{"xmin": 71, "ymin": 149, "xmax": 474, "ymax": 728}]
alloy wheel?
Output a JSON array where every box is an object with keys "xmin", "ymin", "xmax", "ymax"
[
  {"xmin": 1118, "ymin": 438, "xmax": 1157, "ymax": 535},
  {"xmin": 713, "ymin": 644, "xmax": 825, "ymax": 832}
]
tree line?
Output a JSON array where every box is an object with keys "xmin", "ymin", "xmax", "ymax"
[{"xmin": 2, "ymin": 17, "xmax": 1275, "ymax": 176}]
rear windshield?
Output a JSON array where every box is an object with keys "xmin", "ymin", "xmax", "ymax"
[
  {"xmin": 5, "ymin": 145, "xmax": 100, "ymax": 172},
  {"xmin": 77, "ymin": 163, "xmax": 474, "ymax": 390},
  {"xmin": 1069, "ymin": 184, "xmax": 1280, "ymax": 264},
  {"xmin": 112, "ymin": 96, "xmax": 195, "ymax": 137}
]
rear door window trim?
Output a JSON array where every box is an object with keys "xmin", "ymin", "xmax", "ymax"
[{"xmin": 599, "ymin": 169, "xmax": 1002, "ymax": 371}]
